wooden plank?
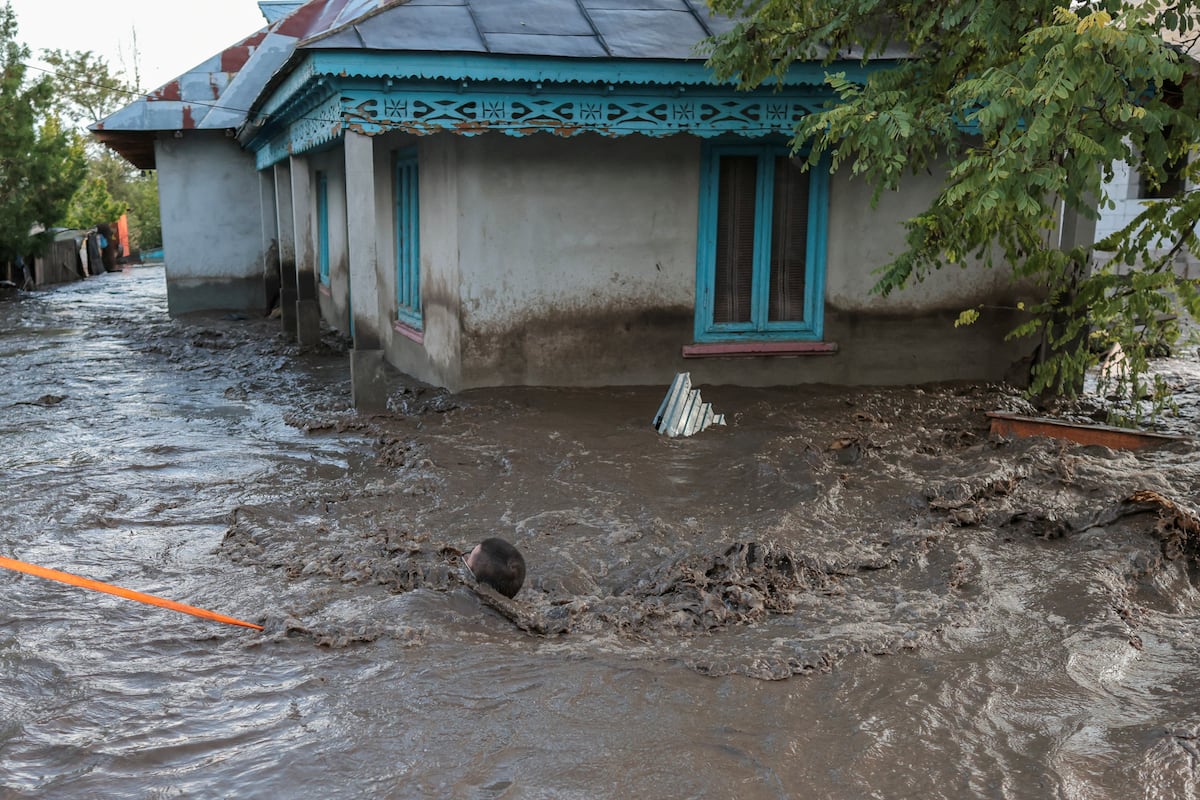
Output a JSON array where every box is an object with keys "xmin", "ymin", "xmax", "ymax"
[{"xmin": 986, "ymin": 412, "xmax": 1189, "ymax": 450}]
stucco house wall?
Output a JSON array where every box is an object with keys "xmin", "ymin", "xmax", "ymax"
[
  {"xmin": 155, "ymin": 132, "xmax": 271, "ymax": 315},
  {"xmin": 817, "ymin": 168, "xmax": 1037, "ymax": 386},
  {"xmin": 453, "ymin": 133, "xmax": 700, "ymax": 388},
  {"xmin": 308, "ymin": 148, "xmax": 352, "ymax": 333},
  {"xmin": 353, "ymin": 132, "xmax": 1035, "ymax": 391}
]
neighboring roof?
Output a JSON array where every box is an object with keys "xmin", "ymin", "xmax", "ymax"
[
  {"xmin": 259, "ymin": 0, "xmax": 306, "ymax": 23},
  {"xmin": 90, "ymin": 24, "xmax": 294, "ymax": 168}
]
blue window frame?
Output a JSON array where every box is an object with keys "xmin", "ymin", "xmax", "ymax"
[
  {"xmin": 695, "ymin": 144, "xmax": 828, "ymax": 342},
  {"xmin": 316, "ymin": 170, "xmax": 330, "ymax": 286},
  {"xmin": 395, "ymin": 149, "xmax": 421, "ymax": 329}
]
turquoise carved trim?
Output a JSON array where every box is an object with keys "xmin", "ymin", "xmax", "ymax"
[
  {"xmin": 246, "ymin": 50, "xmax": 877, "ymax": 167},
  {"xmin": 338, "ymin": 85, "xmax": 825, "ymax": 139},
  {"xmin": 256, "ymin": 93, "xmax": 343, "ymax": 170},
  {"xmin": 253, "ymin": 81, "xmax": 830, "ymax": 167},
  {"xmin": 299, "ymin": 51, "xmax": 875, "ymax": 89}
]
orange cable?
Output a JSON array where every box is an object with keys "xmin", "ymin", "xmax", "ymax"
[{"xmin": 0, "ymin": 555, "xmax": 263, "ymax": 631}]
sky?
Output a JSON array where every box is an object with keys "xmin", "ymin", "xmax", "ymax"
[{"xmin": 10, "ymin": 0, "xmax": 271, "ymax": 92}]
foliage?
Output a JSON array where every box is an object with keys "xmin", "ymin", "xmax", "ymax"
[
  {"xmin": 122, "ymin": 170, "xmax": 161, "ymax": 250},
  {"xmin": 39, "ymin": 47, "xmax": 135, "ymax": 128},
  {"xmin": 0, "ymin": 2, "xmax": 86, "ymax": 260},
  {"xmin": 66, "ymin": 150, "xmax": 161, "ymax": 249},
  {"xmin": 39, "ymin": 48, "xmax": 161, "ymax": 250},
  {"xmin": 705, "ymin": 0, "xmax": 1200, "ymax": 421},
  {"xmin": 63, "ymin": 176, "xmax": 125, "ymax": 230}
]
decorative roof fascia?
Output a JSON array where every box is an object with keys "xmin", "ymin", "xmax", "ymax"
[
  {"xmin": 305, "ymin": 50, "xmax": 863, "ymax": 88},
  {"xmin": 256, "ymin": 93, "xmax": 345, "ymax": 168},
  {"xmin": 250, "ymin": 78, "xmax": 835, "ymax": 169},
  {"xmin": 251, "ymin": 50, "xmax": 880, "ymax": 120},
  {"xmin": 246, "ymin": 51, "xmax": 886, "ymax": 168}
]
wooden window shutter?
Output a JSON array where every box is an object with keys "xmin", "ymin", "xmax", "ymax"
[
  {"xmin": 713, "ymin": 155, "xmax": 757, "ymax": 324},
  {"xmin": 768, "ymin": 156, "xmax": 809, "ymax": 322}
]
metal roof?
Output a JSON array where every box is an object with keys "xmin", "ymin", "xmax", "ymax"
[
  {"xmin": 258, "ymin": 1, "xmax": 306, "ymax": 24},
  {"xmin": 90, "ymin": 0, "xmax": 742, "ymax": 168},
  {"xmin": 90, "ymin": 23, "xmax": 296, "ymax": 168},
  {"xmin": 304, "ymin": 0, "xmax": 739, "ymax": 59}
]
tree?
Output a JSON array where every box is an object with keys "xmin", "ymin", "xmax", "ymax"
[
  {"xmin": 40, "ymin": 48, "xmax": 135, "ymax": 131},
  {"xmin": 705, "ymin": 0, "xmax": 1200, "ymax": 419},
  {"xmin": 63, "ymin": 176, "xmax": 125, "ymax": 230},
  {"xmin": 122, "ymin": 170, "xmax": 161, "ymax": 250},
  {"xmin": 39, "ymin": 44, "xmax": 161, "ymax": 252},
  {"xmin": 0, "ymin": 2, "xmax": 86, "ymax": 261}
]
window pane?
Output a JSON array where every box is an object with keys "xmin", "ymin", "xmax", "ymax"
[
  {"xmin": 396, "ymin": 156, "xmax": 421, "ymax": 325},
  {"xmin": 768, "ymin": 156, "xmax": 808, "ymax": 322},
  {"xmin": 713, "ymin": 155, "xmax": 757, "ymax": 324},
  {"xmin": 317, "ymin": 172, "xmax": 330, "ymax": 284}
]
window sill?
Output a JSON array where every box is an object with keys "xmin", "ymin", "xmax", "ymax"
[
  {"xmin": 682, "ymin": 341, "xmax": 838, "ymax": 358},
  {"xmin": 393, "ymin": 319, "xmax": 424, "ymax": 344}
]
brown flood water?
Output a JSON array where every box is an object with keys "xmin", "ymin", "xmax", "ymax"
[{"xmin": 2, "ymin": 266, "xmax": 1199, "ymax": 799}]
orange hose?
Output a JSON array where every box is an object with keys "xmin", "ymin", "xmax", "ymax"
[{"xmin": 0, "ymin": 555, "xmax": 263, "ymax": 631}]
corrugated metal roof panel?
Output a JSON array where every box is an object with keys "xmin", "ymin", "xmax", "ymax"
[
  {"xmin": 583, "ymin": 0, "xmax": 690, "ymax": 9},
  {"xmin": 329, "ymin": 0, "xmax": 386, "ymax": 27},
  {"xmin": 198, "ymin": 31, "xmax": 297, "ymax": 128},
  {"xmin": 312, "ymin": 4, "xmax": 487, "ymax": 52},
  {"xmin": 590, "ymin": 9, "xmax": 709, "ymax": 59},
  {"xmin": 259, "ymin": 1, "xmax": 305, "ymax": 24},
  {"xmin": 479, "ymin": 33, "xmax": 609, "ymax": 57},
  {"xmin": 302, "ymin": 0, "xmax": 729, "ymax": 59},
  {"xmin": 472, "ymin": 0, "xmax": 595, "ymax": 37},
  {"xmin": 653, "ymin": 373, "xmax": 726, "ymax": 437},
  {"xmin": 92, "ymin": 0, "xmax": 802, "ymax": 167}
]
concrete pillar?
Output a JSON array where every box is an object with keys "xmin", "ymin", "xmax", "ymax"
[
  {"xmin": 259, "ymin": 169, "xmax": 280, "ymax": 314},
  {"xmin": 1059, "ymin": 200, "xmax": 1099, "ymax": 256},
  {"xmin": 273, "ymin": 162, "xmax": 298, "ymax": 339},
  {"xmin": 345, "ymin": 129, "xmax": 390, "ymax": 411},
  {"xmin": 290, "ymin": 154, "xmax": 321, "ymax": 347}
]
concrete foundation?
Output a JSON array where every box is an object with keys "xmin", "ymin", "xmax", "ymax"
[
  {"xmin": 297, "ymin": 299, "xmax": 322, "ymax": 346},
  {"xmin": 350, "ymin": 349, "xmax": 392, "ymax": 411},
  {"xmin": 279, "ymin": 283, "xmax": 298, "ymax": 340},
  {"xmin": 164, "ymin": 276, "xmax": 265, "ymax": 317}
]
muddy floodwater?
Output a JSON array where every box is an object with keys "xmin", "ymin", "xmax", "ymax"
[{"xmin": 2, "ymin": 267, "xmax": 1200, "ymax": 799}]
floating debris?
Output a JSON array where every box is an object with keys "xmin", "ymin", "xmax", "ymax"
[
  {"xmin": 11, "ymin": 394, "xmax": 67, "ymax": 407},
  {"xmin": 986, "ymin": 411, "xmax": 1190, "ymax": 450},
  {"xmin": 653, "ymin": 372, "xmax": 726, "ymax": 437}
]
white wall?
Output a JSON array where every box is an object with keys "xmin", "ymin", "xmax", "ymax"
[
  {"xmin": 453, "ymin": 133, "xmax": 699, "ymax": 387},
  {"xmin": 825, "ymin": 169, "xmax": 1037, "ymax": 313},
  {"xmin": 1094, "ymin": 158, "xmax": 1199, "ymax": 278},
  {"xmin": 156, "ymin": 131, "xmax": 270, "ymax": 314}
]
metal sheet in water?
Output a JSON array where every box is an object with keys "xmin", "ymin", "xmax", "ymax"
[{"xmin": 653, "ymin": 371, "xmax": 726, "ymax": 437}]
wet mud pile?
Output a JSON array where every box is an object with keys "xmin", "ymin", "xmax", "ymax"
[{"xmin": 189, "ymin": 309, "xmax": 1200, "ymax": 683}]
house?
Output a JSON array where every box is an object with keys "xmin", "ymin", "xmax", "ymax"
[
  {"xmin": 1093, "ymin": 156, "xmax": 1198, "ymax": 278},
  {"xmin": 1093, "ymin": 32, "xmax": 1199, "ymax": 279},
  {"xmin": 92, "ymin": 0, "xmax": 1041, "ymax": 408}
]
